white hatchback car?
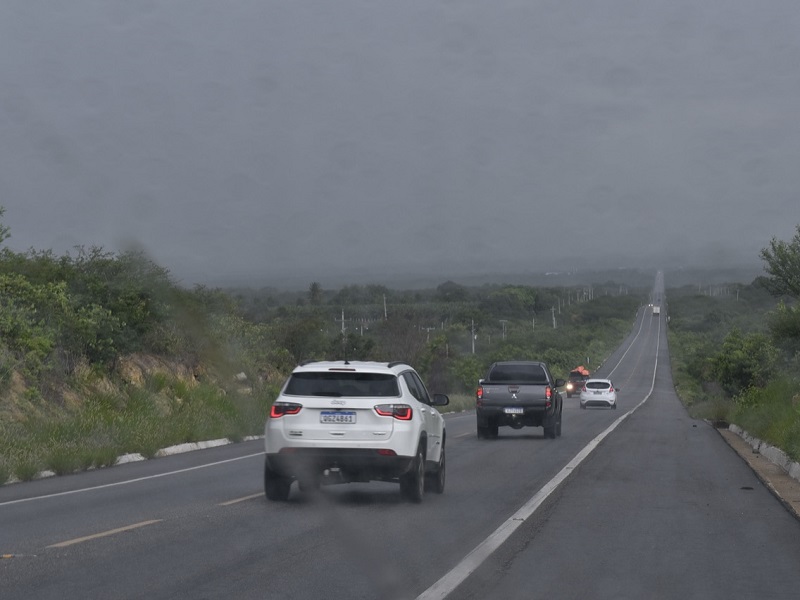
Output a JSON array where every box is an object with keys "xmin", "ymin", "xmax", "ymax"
[
  {"xmin": 264, "ymin": 360, "xmax": 448, "ymax": 502},
  {"xmin": 579, "ymin": 378, "xmax": 618, "ymax": 409}
]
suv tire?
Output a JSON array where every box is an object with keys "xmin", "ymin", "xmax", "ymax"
[
  {"xmin": 425, "ymin": 445, "xmax": 446, "ymax": 494},
  {"xmin": 264, "ymin": 462, "xmax": 292, "ymax": 501},
  {"xmin": 400, "ymin": 446, "xmax": 425, "ymax": 503}
]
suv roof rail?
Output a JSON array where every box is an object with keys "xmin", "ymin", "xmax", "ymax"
[{"xmin": 387, "ymin": 361, "xmax": 408, "ymax": 368}]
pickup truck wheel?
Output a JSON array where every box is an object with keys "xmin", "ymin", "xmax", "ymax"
[
  {"xmin": 425, "ymin": 446, "xmax": 446, "ymax": 494},
  {"xmin": 264, "ymin": 462, "xmax": 292, "ymax": 501},
  {"xmin": 556, "ymin": 411, "xmax": 562, "ymax": 437},
  {"xmin": 400, "ymin": 446, "xmax": 425, "ymax": 503},
  {"xmin": 543, "ymin": 415, "xmax": 557, "ymax": 439},
  {"xmin": 488, "ymin": 423, "xmax": 499, "ymax": 438},
  {"xmin": 477, "ymin": 425, "xmax": 488, "ymax": 439}
]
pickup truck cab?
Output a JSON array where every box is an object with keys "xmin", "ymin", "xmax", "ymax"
[{"xmin": 476, "ymin": 361, "xmax": 565, "ymax": 439}]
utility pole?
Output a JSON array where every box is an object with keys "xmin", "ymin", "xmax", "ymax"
[
  {"xmin": 499, "ymin": 319, "xmax": 508, "ymax": 340},
  {"xmin": 335, "ymin": 309, "xmax": 347, "ymax": 337},
  {"xmin": 471, "ymin": 319, "xmax": 476, "ymax": 354},
  {"xmin": 551, "ymin": 306, "xmax": 557, "ymax": 329},
  {"xmin": 383, "ymin": 294, "xmax": 388, "ymax": 320},
  {"xmin": 335, "ymin": 310, "xmax": 349, "ymax": 356}
]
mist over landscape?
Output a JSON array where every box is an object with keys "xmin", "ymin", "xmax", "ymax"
[{"xmin": 2, "ymin": 0, "xmax": 798, "ymax": 289}]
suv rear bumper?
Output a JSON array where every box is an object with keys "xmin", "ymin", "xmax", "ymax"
[{"xmin": 266, "ymin": 448, "xmax": 415, "ymax": 483}]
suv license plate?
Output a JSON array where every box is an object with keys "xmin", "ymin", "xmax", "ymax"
[
  {"xmin": 504, "ymin": 407, "xmax": 524, "ymax": 414},
  {"xmin": 320, "ymin": 411, "xmax": 356, "ymax": 424}
]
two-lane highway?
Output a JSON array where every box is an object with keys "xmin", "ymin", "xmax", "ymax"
[{"xmin": 3, "ymin": 278, "xmax": 800, "ymax": 599}]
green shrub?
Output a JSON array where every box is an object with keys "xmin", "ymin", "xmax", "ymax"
[{"xmin": 732, "ymin": 379, "xmax": 800, "ymax": 461}]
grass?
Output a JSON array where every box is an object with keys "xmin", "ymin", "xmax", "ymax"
[
  {"xmin": 0, "ymin": 375, "xmax": 271, "ymax": 483},
  {"xmin": 731, "ymin": 379, "xmax": 800, "ymax": 462},
  {"xmin": 441, "ymin": 393, "xmax": 474, "ymax": 414}
]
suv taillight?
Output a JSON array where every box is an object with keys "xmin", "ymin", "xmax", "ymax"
[
  {"xmin": 270, "ymin": 402, "xmax": 302, "ymax": 418},
  {"xmin": 375, "ymin": 404, "xmax": 413, "ymax": 420}
]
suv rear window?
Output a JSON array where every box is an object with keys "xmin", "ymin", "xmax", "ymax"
[
  {"xmin": 488, "ymin": 364, "xmax": 547, "ymax": 384},
  {"xmin": 284, "ymin": 372, "xmax": 400, "ymax": 397}
]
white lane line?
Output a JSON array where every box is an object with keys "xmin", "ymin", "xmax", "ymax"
[
  {"xmin": 47, "ymin": 519, "xmax": 162, "ymax": 549},
  {"xmin": 0, "ymin": 453, "xmax": 265, "ymax": 508},
  {"xmin": 219, "ymin": 493, "xmax": 263, "ymax": 506},
  {"xmin": 416, "ymin": 309, "xmax": 662, "ymax": 600}
]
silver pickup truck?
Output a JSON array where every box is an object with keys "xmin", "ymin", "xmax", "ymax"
[{"xmin": 476, "ymin": 361, "xmax": 565, "ymax": 439}]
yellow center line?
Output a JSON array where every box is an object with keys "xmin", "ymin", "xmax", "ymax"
[
  {"xmin": 47, "ymin": 519, "xmax": 163, "ymax": 549},
  {"xmin": 219, "ymin": 493, "xmax": 263, "ymax": 506}
]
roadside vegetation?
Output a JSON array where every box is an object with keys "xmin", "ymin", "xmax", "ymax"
[
  {"xmin": 0, "ymin": 207, "xmax": 642, "ymax": 484},
  {"xmin": 667, "ymin": 225, "xmax": 800, "ymax": 461}
]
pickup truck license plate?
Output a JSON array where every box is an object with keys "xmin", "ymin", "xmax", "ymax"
[
  {"xmin": 504, "ymin": 407, "xmax": 524, "ymax": 414},
  {"xmin": 320, "ymin": 411, "xmax": 356, "ymax": 424}
]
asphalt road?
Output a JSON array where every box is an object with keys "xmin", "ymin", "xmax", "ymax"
[{"xmin": 3, "ymin": 279, "xmax": 800, "ymax": 599}]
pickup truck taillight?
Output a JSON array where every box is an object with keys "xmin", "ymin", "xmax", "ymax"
[
  {"xmin": 545, "ymin": 386, "xmax": 552, "ymax": 399},
  {"xmin": 476, "ymin": 386, "xmax": 483, "ymax": 399}
]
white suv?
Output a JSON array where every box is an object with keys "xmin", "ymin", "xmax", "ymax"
[{"xmin": 264, "ymin": 360, "xmax": 449, "ymax": 502}]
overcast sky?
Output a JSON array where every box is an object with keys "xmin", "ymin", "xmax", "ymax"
[{"xmin": 1, "ymin": 0, "xmax": 798, "ymax": 288}]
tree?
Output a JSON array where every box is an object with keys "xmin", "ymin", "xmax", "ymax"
[
  {"xmin": 308, "ymin": 281, "xmax": 322, "ymax": 305},
  {"xmin": 436, "ymin": 281, "xmax": 468, "ymax": 303},
  {"xmin": 0, "ymin": 207, "xmax": 9, "ymax": 247},
  {"xmin": 712, "ymin": 328, "xmax": 779, "ymax": 397},
  {"xmin": 760, "ymin": 225, "xmax": 800, "ymax": 299}
]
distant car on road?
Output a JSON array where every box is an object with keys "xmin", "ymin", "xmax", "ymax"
[
  {"xmin": 264, "ymin": 360, "xmax": 448, "ymax": 502},
  {"xmin": 579, "ymin": 378, "xmax": 618, "ymax": 409},
  {"xmin": 566, "ymin": 367, "xmax": 590, "ymax": 398}
]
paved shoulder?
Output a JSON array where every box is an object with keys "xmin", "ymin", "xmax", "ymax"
[{"xmin": 717, "ymin": 427, "xmax": 800, "ymax": 521}]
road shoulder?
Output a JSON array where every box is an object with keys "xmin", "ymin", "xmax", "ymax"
[{"xmin": 718, "ymin": 426, "xmax": 800, "ymax": 521}]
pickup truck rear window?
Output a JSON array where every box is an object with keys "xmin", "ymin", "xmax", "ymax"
[
  {"xmin": 284, "ymin": 372, "xmax": 400, "ymax": 397},
  {"xmin": 488, "ymin": 365, "xmax": 547, "ymax": 384}
]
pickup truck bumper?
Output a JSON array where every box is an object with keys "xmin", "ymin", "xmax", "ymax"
[{"xmin": 476, "ymin": 404, "xmax": 553, "ymax": 428}]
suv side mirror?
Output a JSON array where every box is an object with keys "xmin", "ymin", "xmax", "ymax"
[{"xmin": 431, "ymin": 393, "xmax": 450, "ymax": 407}]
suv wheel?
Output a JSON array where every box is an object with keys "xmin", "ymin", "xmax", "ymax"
[
  {"xmin": 425, "ymin": 446, "xmax": 445, "ymax": 494},
  {"xmin": 400, "ymin": 446, "xmax": 425, "ymax": 503},
  {"xmin": 264, "ymin": 462, "xmax": 292, "ymax": 501}
]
